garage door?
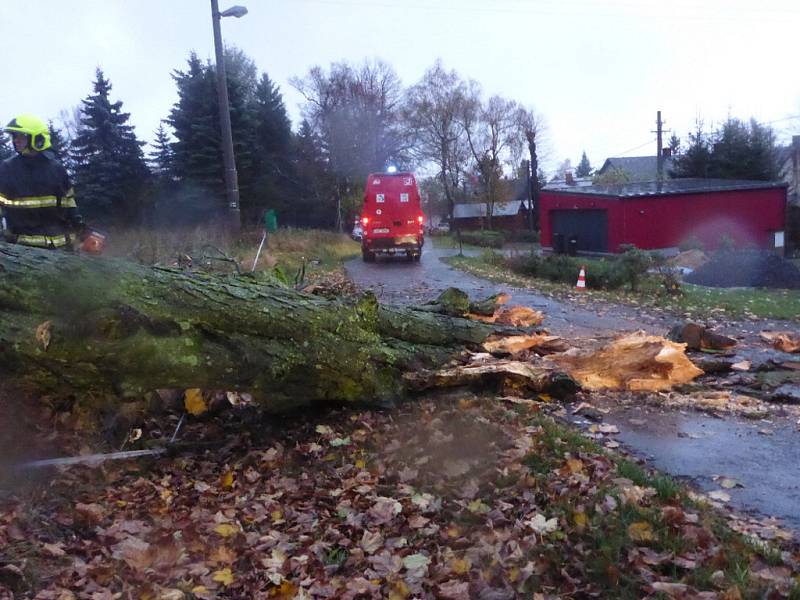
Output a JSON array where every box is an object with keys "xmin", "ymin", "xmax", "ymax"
[{"xmin": 550, "ymin": 210, "xmax": 608, "ymax": 252}]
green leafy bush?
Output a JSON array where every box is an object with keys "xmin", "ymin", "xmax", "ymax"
[
  {"xmin": 458, "ymin": 230, "xmax": 506, "ymax": 248},
  {"xmin": 615, "ymin": 244, "xmax": 653, "ymax": 291},
  {"xmin": 506, "ymin": 229, "xmax": 540, "ymax": 243}
]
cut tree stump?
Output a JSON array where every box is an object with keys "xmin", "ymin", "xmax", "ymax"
[{"xmin": 0, "ymin": 243, "xmax": 563, "ymax": 412}]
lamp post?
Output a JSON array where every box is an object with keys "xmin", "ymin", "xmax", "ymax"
[{"xmin": 210, "ymin": 0, "xmax": 247, "ymax": 233}]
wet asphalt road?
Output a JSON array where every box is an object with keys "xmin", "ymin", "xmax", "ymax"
[
  {"xmin": 346, "ymin": 244, "xmax": 673, "ymax": 338},
  {"xmin": 345, "ymin": 244, "xmax": 800, "ymax": 534}
]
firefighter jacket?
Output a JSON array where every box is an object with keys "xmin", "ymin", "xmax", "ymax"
[{"xmin": 0, "ymin": 151, "xmax": 84, "ymax": 249}]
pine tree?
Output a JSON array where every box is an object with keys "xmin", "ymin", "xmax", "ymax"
[
  {"xmin": 47, "ymin": 120, "xmax": 73, "ymax": 174},
  {"xmin": 670, "ymin": 121, "xmax": 712, "ymax": 178},
  {"xmin": 148, "ymin": 122, "xmax": 175, "ymax": 180},
  {"xmin": 668, "ymin": 133, "xmax": 681, "ymax": 156},
  {"xmin": 0, "ymin": 135, "xmax": 12, "ymax": 160},
  {"xmin": 248, "ymin": 73, "xmax": 294, "ymax": 221},
  {"xmin": 575, "ymin": 151, "xmax": 592, "ymax": 177},
  {"xmin": 292, "ymin": 119, "xmax": 336, "ymax": 228},
  {"xmin": 71, "ymin": 69, "xmax": 149, "ymax": 224},
  {"xmin": 168, "ymin": 53, "xmax": 222, "ymax": 205}
]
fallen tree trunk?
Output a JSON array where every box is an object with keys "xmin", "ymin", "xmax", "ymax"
[{"xmin": 0, "ymin": 243, "xmax": 525, "ymax": 411}]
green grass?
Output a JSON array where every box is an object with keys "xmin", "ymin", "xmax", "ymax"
[
  {"xmin": 445, "ymin": 254, "xmax": 800, "ymax": 322},
  {"xmin": 517, "ymin": 412, "xmax": 792, "ymax": 598}
]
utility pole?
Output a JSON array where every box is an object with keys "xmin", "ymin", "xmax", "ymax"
[
  {"xmin": 653, "ymin": 110, "xmax": 670, "ymax": 182},
  {"xmin": 211, "ymin": 0, "xmax": 242, "ymax": 233}
]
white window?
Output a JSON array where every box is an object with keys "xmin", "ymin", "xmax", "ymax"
[
  {"xmin": 376, "ymin": 193, "xmax": 385, "ymax": 203},
  {"xmin": 400, "ymin": 193, "xmax": 409, "ymax": 202},
  {"xmin": 775, "ymin": 231, "xmax": 785, "ymax": 247}
]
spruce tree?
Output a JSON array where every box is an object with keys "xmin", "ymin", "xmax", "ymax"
[
  {"xmin": 0, "ymin": 135, "xmax": 12, "ymax": 160},
  {"xmin": 47, "ymin": 120, "xmax": 73, "ymax": 174},
  {"xmin": 292, "ymin": 119, "xmax": 336, "ymax": 228},
  {"xmin": 248, "ymin": 73, "xmax": 294, "ymax": 221},
  {"xmin": 575, "ymin": 151, "xmax": 592, "ymax": 177},
  {"xmin": 168, "ymin": 53, "xmax": 222, "ymax": 204},
  {"xmin": 148, "ymin": 122, "xmax": 175, "ymax": 181},
  {"xmin": 71, "ymin": 69, "xmax": 149, "ymax": 224}
]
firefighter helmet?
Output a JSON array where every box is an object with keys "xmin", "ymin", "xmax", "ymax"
[{"xmin": 4, "ymin": 114, "xmax": 51, "ymax": 152}]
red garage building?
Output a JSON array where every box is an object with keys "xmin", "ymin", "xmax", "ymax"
[{"xmin": 540, "ymin": 179, "xmax": 787, "ymax": 254}]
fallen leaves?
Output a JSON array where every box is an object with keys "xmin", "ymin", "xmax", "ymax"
[
  {"xmin": 3, "ymin": 393, "xmax": 798, "ymax": 599},
  {"xmin": 184, "ymin": 388, "xmax": 207, "ymax": 416}
]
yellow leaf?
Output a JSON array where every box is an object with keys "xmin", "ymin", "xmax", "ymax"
[
  {"xmin": 184, "ymin": 388, "xmax": 207, "ymax": 416},
  {"xmin": 220, "ymin": 471, "xmax": 234, "ymax": 490},
  {"xmin": 212, "ymin": 567, "xmax": 234, "ymax": 586},
  {"xmin": 355, "ymin": 459, "xmax": 366, "ymax": 469},
  {"xmin": 209, "ymin": 545, "xmax": 237, "ymax": 565},
  {"xmin": 214, "ymin": 523, "xmax": 238, "ymax": 538},
  {"xmin": 271, "ymin": 509, "xmax": 284, "ymax": 523},
  {"xmin": 447, "ymin": 525, "xmax": 461, "ymax": 538},
  {"xmin": 566, "ymin": 458, "xmax": 584, "ymax": 474},
  {"xmin": 191, "ymin": 586, "xmax": 208, "ymax": 594},
  {"xmin": 538, "ymin": 393, "xmax": 552, "ymax": 402},
  {"xmin": 628, "ymin": 521, "xmax": 655, "ymax": 542},
  {"xmin": 450, "ymin": 557, "xmax": 471, "ymax": 575},
  {"xmin": 388, "ymin": 579, "xmax": 410, "ymax": 600},
  {"xmin": 574, "ymin": 511, "xmax": 588, "ymax": 528},
  {"xmin": 270, "ymin": 582, "xmax": 298, "ymax": 599}
]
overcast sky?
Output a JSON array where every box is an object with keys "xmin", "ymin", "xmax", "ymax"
[{"xmin": 2, "ymin": 0, "xmax": 799, "ymax": 173}]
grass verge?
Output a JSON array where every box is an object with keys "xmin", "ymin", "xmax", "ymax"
[{"xmin": 444, "ymin": 253, "xmax": 800, "ymax": 322}]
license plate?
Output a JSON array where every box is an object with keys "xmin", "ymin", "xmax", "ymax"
[{"xmin": 372, "ymin": 228, "xmax": 390, "ymax": 234}]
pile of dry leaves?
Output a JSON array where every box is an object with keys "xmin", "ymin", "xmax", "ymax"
[{"xmin": 2, "ymin": 393, "xmax": 798, "ymax": 599}]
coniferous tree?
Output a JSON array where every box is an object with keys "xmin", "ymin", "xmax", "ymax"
[
  {"xmin": 71, "ymin": 69, "xmax": 149, "ymax": 224},
  {"xmin": 575, "ymin": 151, "xmax": 592, "ymax": 177},
  {"xmin": 168, "ymin": 52, "xmax": 222, "ymax": 214},
  {"xmin": 47, "ymin": 120, "xmax": 73, "ymax": 174},
  {"xmin": 0, "ymin": 135, "xmax": 12, "ymax": 160},
  {"xmin": 148, "ymin": 122, "xmax": 175, "ymax": 181},
  {"xmin": 292, "ymin": 119, "xmax": 336, "ymax": 228},
  {"xmin": 671, "ymin": 118, "xmax": 780, "ymax": 181},
  {"xmin": 249, "ymin": 73, "xmax": 294, "ymax": 221},
  {"xmin": 668, "ymin": 133, "xmax": 681, "ymax": 156}
]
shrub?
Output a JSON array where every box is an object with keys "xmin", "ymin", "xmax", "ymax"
[
  {"xmin": 506, "ymin": 229, "xmax": 540, "ymax": 243},
  {"xmin": 458, "ymin": 230, "xmax": 506, "ymax": 248},
  {"xmin": 615, "ymin": 244, "xmax": 653, "ymax": 291}
]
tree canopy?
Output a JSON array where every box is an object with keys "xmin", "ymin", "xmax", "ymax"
[
  {"xmin": 71, "ymin": 69, "xmax": 150, "ymax": 225},
  {"xmin": 575, "ymin": 151, "xmax": 592, "ymax": 177},
  {"xmin": 670, "ymin": 117, "xmax": 782, "ymax": 181}
]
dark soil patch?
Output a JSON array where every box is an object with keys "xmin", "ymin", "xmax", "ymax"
[{"xmin": 685, "ymin": 250, "xmax": 800, "ymax": 289}]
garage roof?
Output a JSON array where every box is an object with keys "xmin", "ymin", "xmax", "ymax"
[
  {"xmin": 454, "ymin": 200, "xmax": 529, "ymax": 218},
  {"xmin": 544, "ymin": 178, "xmax": 787, "ymax": 199}
]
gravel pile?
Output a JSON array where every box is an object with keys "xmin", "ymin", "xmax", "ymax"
[{"xmin": 684, "ymin": 250, "xmax": 800, "ymax": 289}]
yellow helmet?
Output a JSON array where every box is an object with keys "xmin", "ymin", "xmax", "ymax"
[{"xmin": 4, "ymin": 113, "xmax": 51, "ymax": 152}]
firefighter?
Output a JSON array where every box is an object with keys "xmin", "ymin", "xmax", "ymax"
[{"xmin": 0, "ymin": 113, "xmax": 86, "ymax": 250}]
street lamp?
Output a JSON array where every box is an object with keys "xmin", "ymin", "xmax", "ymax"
[{"xmin": 210, "ymin": 0, "xmax": 248, "ymax": 233}]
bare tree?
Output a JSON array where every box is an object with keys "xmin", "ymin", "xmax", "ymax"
[
  {"xmin": 459, "ymin": 90, "xmax": 519, "ymax": 229},
  {"xmin": 403, "ymin": 60, "xmax": 471, "ymax": 222},
  {"xmin": 291, "ymin": 60, "xmax": 408, "ymax": 230},
  {"xmin": 514, "ymin": 107, "xmax": 546, "ymax": 230}
]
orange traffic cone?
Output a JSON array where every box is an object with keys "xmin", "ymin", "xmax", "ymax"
[{"xmin": 575, "ymin": 265, "xmax": 587, "ymax": 290}]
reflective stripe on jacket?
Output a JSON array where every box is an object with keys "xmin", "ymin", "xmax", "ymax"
[{"xmin": 0, "ymin": 152, "xmax": 83, "ymax": 246}]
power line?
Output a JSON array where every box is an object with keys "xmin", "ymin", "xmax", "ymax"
[
  {"xmin": 610, "ymin": 139, "xmax": 657, "ymax": 157},
  {"xmin": 294, "ymin": 0, "xmax": 800, "ymax": 24}
]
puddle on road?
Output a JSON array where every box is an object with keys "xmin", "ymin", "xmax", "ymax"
[{"xmin": 574, "ymin": 406, "xmax": 800, "ymax": 530}]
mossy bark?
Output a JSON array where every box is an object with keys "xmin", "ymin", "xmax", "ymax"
[{"xmin": 0, "ymin": 243, "xmax": 501, "ymax": 411}]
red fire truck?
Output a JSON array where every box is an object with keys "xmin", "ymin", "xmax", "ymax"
[{"xmin": 360, "ymin": 171, "xmax": 424, "ymax": 262}]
